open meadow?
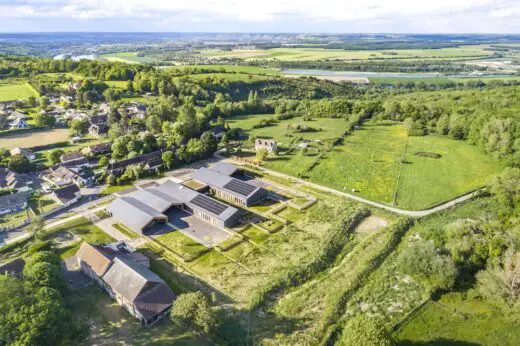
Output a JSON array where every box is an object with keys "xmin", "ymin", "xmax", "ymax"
[
  {"xmin": 0, "ymin": 80, "xmax": 39, "ymax": 101},
  {"xmin": 228, "ymin": 115, "xmax": 501, "ymax": 209},
  {"xmin": 100, "ymin": 52, "xmax": 158, "ymax": 64}
]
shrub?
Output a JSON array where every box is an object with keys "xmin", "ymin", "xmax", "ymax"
[{"xmin": 337, "ymin": 315, "xmax": 394, "ymax": 346}]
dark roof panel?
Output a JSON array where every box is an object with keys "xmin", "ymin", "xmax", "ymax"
[{"xmin": 190, "ymin": 194, "xmax": 229, "ymax": 216}]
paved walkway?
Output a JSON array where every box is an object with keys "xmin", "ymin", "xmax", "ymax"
[{"xmin": 214, "ymin": 150, "xmax": 479, "ymax": 217}]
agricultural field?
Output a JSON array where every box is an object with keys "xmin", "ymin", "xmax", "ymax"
[
  {"xmin": 166, "ymin": 64, "xmax": 279, "ymax": 75},
  {"xmin": 198, "ymin": 45, "xmax": 492, "ymax": 61},
  {"xmin": 228, "ymin": 115, "xmax": 501, "ymax": 209},
  {"xmin": 100, "ymin": 51, "xmax": 158, "ymax": 64},
  {"xmin": 1, "ymin": 128, "xmax": 70, "ymax": 150},
  {"xmin": 172, "ymin": 72, "xmax": 271, "ymax": 82},
  {"xmin": 0, "ymin": 80, "xmax": 39, "ymax": 101}
]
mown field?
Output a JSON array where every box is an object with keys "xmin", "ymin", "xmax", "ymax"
[
  {"xmin": 199, "ymin": 45, "xmax": 492, "ymax": 61},
  {"xmin": 1, "ymin": 128, "xmax": 70, "ymax": 150},
  {"xmin": 0, "ymin": 80, "xmax": 39, "ymax": 101},
  {"xmin": 228, "ymin": 115, "xmax": 501, "ymax": 209}
]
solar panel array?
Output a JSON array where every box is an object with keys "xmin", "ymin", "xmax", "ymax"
[
  {"xmin": 190, "ymin": 194, "xmax": 228, "ymax": 215},
  {"xmin": 223, "ymin": 179, "xmax": 256, "ymax": 197}
]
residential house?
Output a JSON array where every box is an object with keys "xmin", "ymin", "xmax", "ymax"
[
  {"xmin": 42, "ymin": 165, "xmax": 89, "ymax": 187},
  {"xmin": 9, "ymin": 147, "xmax": 35, "ymax": 161},
  {"xmin": 0, "ymin": 192, "xmax": 29, "ymax": 215},
  {"xmin": 64, "ymin": 109, "xmax": 87, "ymax": 120},
  {"xmin": 106, "ymin": 150, "xmax": 166, "ymax": 177},
  {"xmin": 190, "ymin": 165, "xmax": 267, "ymax": 207},
  {"xmin": 88, "ymin": 114, "xmax": 109, "ymax": 138},
  {"xmin": 60, "ymin": 151, "xmax": 89, "ymax": 168},
  {"xmin": 76, "ymin": 242, "xmax": 174, "ymax": 326},
  {"xmin": 51, "ymin": 184, "xmax": 81, "ymax": 207},
  {"xmin": 0, "ymin": 258, "xmax": 25, "ymax": 278},
  {"xmin": 82, "ymin": 142, "xmax": 112, "ymax": 156},
  {"xmin": 9, "ymin": 117, "xmax": 29, "ymax": 129},
  {"xmin": 255, "ymin": 138, "xmax": 278, "ymax": 153},
  {"xmin": 210, "ymin": 125, "xmax": 226, "ymax": 139},
  {"xmin": 1, "ymin": 168, "xmax": 34, "ymax": 191},
  {"xmin": 7, "ymin": 111, "xmax": 27, "ymax": 121}
]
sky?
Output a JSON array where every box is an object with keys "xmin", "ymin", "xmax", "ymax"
[{"xmin": 0, "ymin": 0, "xmax": 519, "ymax": 33}]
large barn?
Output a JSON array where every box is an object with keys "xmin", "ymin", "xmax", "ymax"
[
  {"xmin": 190, "ymin": 165, "xmax": 267, "ymax": 207},
  {"xmin": 106, "ymin": 180, "xmax": 240, "ymax": 234}
]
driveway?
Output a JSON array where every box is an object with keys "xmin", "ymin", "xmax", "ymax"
[{"xmin": 163, "ymin": 208, "xmax": 233, "ymax": 246}]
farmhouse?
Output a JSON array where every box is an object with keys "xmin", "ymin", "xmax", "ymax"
[
  {"xmin": 0, "ymin": 192, "xmax": 29, "ymax": 215},
  {"xmin": 76, "ymin": 242, "xmax": 174, "ymax": 326},
  {"xmin": 190, "ymin": 166, "xmax": 267, "ymax": 207},
  {"xmin": 61, "ymin": 151, "xmax": 89, "ymax": 168},
  {"xmin": 255, "ymin": 138, "xmax": 277, "ymax": 153},
  {"xmin": 10, "ymin": 147, "xmax": 35, "ymax": 161},
  {"xmin": 51, "ymin": 184, "xmax": 81, "ymax": 207},
  {"xmin": 106, "ymin": 179, "xmax": 240, "ymax": 233}
]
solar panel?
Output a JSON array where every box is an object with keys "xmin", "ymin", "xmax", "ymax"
[
  {"xmin": 223, "ymin": 179, "xmax": 256, "ymax": 197},
  {"xmin": 190, "ymin": 194, "xmax": 228, "ymax": 215}
]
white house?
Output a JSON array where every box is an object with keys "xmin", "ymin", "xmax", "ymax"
[
  {"xmin": 255, "ymin": 138, "xmax": 278, "ymax": 153},
  {"xmin": 9, "ymin": 118, "xmax": 29, "ymax": 129},
  {"xmin": 10, "ymin": 147, "xmax": 35, "ymax": 161}
]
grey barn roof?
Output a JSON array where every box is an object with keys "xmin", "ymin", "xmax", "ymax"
[
  {"xmin": 156, "ymin": 180, "xmax": 239, "ymax": 222},
  {"xmin": 191, "ymin": 167, "xmax": 262, "ymax": 199},
  {"xmin": 128, "ymin": 188, "xmax": 182, "ymax": 213},
  {"xmin": 106, "ymin": 197, "xmax": 166, "ymax": 232},
  {"xmin": 102, "ymin": 257, "xmax": 175, "ymax": 321},
  {"xmin": 210, "ymin": 162, "xmax": 239, "ymax": 176}
]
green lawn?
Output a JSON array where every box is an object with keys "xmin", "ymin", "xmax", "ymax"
[
  {"xmin": 0, "ymin": 81, "xmax": 39, "ymax": 101},
  {"xmin": 47, "ymin": 217, "xmax": 115, "ymax": 244},
  {"xmin": 395, "ymin": 293, "xmax": 520, "ymax": 345},
  {"xmin": 227, "ymin": 113, "xmax": 350, "ymax": 144},
  {"xmin": 0, "ymin": 209, "xmax": 33, "ymax": 229},
  {"xmin": 396, "ymin": 135, "xmax": 503, "ymax": 209},
  {"xmin": 113, "ymin": 223, "xmax": 140, "ymax": 239},
  {"xmin": 155, "ymin": 231, "xmax": 207, "ymax": 258},
  {"xmin": 100, "ymin": 184, "xmax": 135, "ymax": 196},
  {"xmin": 30, "ymin": 194, "xmax": 60, "ymax": 214}
]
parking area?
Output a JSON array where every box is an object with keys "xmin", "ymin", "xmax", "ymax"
[{"xmin": 162, "ymin": 208, "xmax": 233, "ymax": 246}]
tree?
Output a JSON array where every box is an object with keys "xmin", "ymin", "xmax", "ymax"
[
  {"xmin": 162, "ymin": 151, "xmax": 174, "ymax": 170},
  {"xmin": 69, "ymin": 118, "xmax": 88, "ymax": 136},
  {"xmin": 397, "ymin": 240, "xmax": 457, "ymax": 292},
  {"xmin": 47, "ymin": 149, "xmax": 64, "ymax": 166},
  {"xmin": 126, "ymin": 79, "xmax": 134, "ymax": 92},
  {"xmin": 34, "ymin": 114, "xmax": 56, "ymax": 127},
  {"xmin": 337, "ymin": 315, "xmax": 394, "ymax": 346},
  {"xmin": 39, "ymin": 96, "xmax": 49, "ymax": 109},
  {"xmin": 200, "ymin": 131, "xmax": 218, "ymax": 157},
  {"xmin": 30, "ymin": 215, "xmax": 45, "ymax": 240},
  {"xmin": 97, "ymin": 156, "xmax": 109, "ymax": 167},
  {"xmin": 477, "ymin": 249, "xmax": 520, "ymax": 309},
  {"xmin": 23, "ymin": 261, "xmax": 64, "ymax": 292},
  {"xmin": 170, "ymin": 292, "xmax": 217, "ymax": 334},
  {"xmin": 8, "ymin": 154, "xmax": 32, "ymax": 173},
  {"xmin": 256, "ymin": 148, "xmax": 268, "ymax": 162}
]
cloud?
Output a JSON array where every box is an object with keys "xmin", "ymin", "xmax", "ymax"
[{"xmin": 0, "ymin": 0, "xmax": 519, "ymax": 32}]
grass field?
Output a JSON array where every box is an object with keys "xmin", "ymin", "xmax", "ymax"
[
  {"xmin": 0, "ymin": 80, "xmax": 39, "ymax": 101},
  {"xmin": 100, "ymin": 51, "xmax": 158, "ymax": 64},
  {"xmin": 172, "ymin": 72, "xmax": 271, "ymax": 82},
  {"xmin": 396, "ymin": 135, "xmax": 503, "ymax": 209},
  {"xmin": 1, "ymin": 128, "xmax": 70, "ymax": 150},
  {"xmin": 155, "ymin": 230, "xmax": 208, "ymax": 258},
  {"xmin": 227, "ymin": 113, "xmax": 350, "ymax": 144},
  {"xmin": 199, "ymin": 45, "xmax": 492, "ymax": 61},
  {"xmin": 395, "ymin": 293, "xmax": 520, "ymax": 345},
  {"xmin": 229, "ymin": 115, "xmax": 501, "ymax": 209}
]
